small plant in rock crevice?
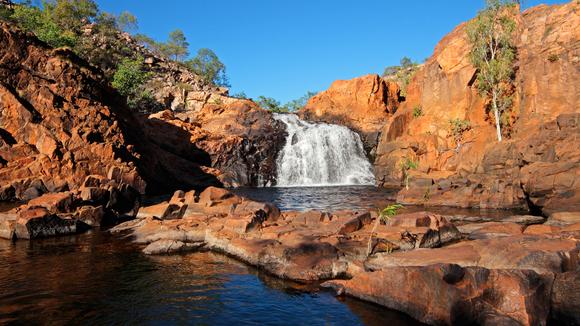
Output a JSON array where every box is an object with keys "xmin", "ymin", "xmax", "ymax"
[
  {"xmin": 366, "ymin": 204, "xmax": 404, "ymax": 257},
  {"xmin": 412, "ymin": 105, "xmax": 423, "ymax": 118},
  {"xmin": 449, "ymin": 118, "xmax": 472, "ymax": 150},
  {"xmin": 400, "ymin": 157, "xmax": 418, "ymax": 190}
]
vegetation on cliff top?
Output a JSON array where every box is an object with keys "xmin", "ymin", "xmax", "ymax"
[
  {"xmin": 467, "ymin": 0, "xmax": 518, "ymax": 142},
  {"xmin": 0, "ymin": 0, "xmax": 230, "ymax": 91},
  {"xmin": 112, "ymin": 56, "xmax": 154, "ymax": 109},
  {"xmin": 382, "ymin": 56, "xmax": 420, "ymax": 97},
  {"xmin": 255, "ymin": 91, "xmax": 318, "ymax": 113}
]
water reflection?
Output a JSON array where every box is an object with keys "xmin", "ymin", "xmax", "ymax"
[
  {"xmin": 233, "ymin": 186, "xmax": 527, "ymax": 219},
  {"xmin": 0, "ymin": 232, "xmax": 421, "ymax": 325}
]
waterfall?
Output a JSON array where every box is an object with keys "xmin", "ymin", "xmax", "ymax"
[{"xmin": 273, "ymin": 113, "xmax": 375, "ymax": 187}]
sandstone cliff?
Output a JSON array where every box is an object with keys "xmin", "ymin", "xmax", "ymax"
[
  {"xmin": 0, "ymin": 21, "xmax": 284, "ymax": 202},
  {"xmin": 305, "ymin": 2, "xmax": 580, "ymax": 215},
  {"xmin": 300, "ymin": 74, "xmax": 400, "ymax": 154}
]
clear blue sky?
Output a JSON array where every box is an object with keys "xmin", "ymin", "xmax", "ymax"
[{"xmin": 96, "ymin": 0, "xmax": 567, "ymax": 103}]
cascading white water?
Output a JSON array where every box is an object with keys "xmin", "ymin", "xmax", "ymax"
[{"xmin": 273, "ymin": 113, "xmax": 375, "ymax": 187}]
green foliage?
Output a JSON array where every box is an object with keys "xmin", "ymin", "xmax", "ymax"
[
  {"xmin": 367, "ymin": 203, "xmax": 404, "ymax": 256},
  {"xmin": 382, "ymin": 56, "xmax": 420, "ymax": 97},
  {"xmin": 10, "ymin": 2, "xmax": 76, "ymax": 47},
  {"xmin": 412, "ymin": 105, "xmax": 423, "ymax": 118},
  {"xmin": 43, "ymin": 0, "xmax": 98, "ymax": 33},
  {"xmin": 134, "ymin": 33, "xmax": 165, "ymax": 56},
  {"xmin": 378, "ymin": 204, "xmax": 404, "ymax": 223},
  {"xmin": 186, "ymin": 48, "xmax": 230, "ymax": 87},
  {"xmin": 547, "ymin": 53, "xmax": 559, "ymax": 62},
  {"xmin": 449, "ymin": 118, "xmax": 472, "ymax": 146},
  {"xmin": 400, "ymin": 157, "xmax": 418, "ymax": 190},
  {"xmin": 255, "ymin": 96, "xmax": 288, "ymax": 113},
  {"xmin": 231, "ymin": 91, "xmax": 248, "ymax": 99},
  {"xmin": 117, "ymin": 11, "xmax": 137, "ymax": 33},
  {"xmin": 285, "ymin": 91, "xmax": 317, "ymax": 112},
  {"xmin": 162, "ymin": 29, "xmax": 189, "ymax": 61},
  {"xmin": 467, "ymin": 0, "xmax": 518, "ymax": 142},
  {"xmin": 112, "ymin": 56, "xmax": 152, "ymax": 108},
  {"xmin": 0, "ymin": 4, "xmax": 13, "ymax": 21}
]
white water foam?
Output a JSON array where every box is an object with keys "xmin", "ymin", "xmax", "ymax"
[{"xmin": 273, "ymin": 113, "xmax": 375, "ymax": 187}]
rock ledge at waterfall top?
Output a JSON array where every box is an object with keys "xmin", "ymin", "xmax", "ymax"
[
  {"xmin": 300, "ymin": 74, "xmax": 401, "ymax": 153},
  {"xmin": 111, "ymin": 187, "xmax": 580, "ymax": 325}
]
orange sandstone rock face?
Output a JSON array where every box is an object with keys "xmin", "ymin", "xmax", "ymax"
[
  {"xmin": 142, "ymin": 99, "xmax": 286, "ymax": 187},
  {"xmin": 300, "ymin": 74, "xmax": 400, "ymax": 151},
  {"xmin": 371, "ymin": 2, "xmax": 580, "ymax": 214},
  {"xmin": 0, "ymin": 21, "xmax": 285, "ymax": 201},
  {"xmin": 0, "ymin": 22, "xmax": 146, "ymax": 200}
]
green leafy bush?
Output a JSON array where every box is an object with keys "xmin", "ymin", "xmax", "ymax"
[
  {"xmin": 112, "ymin": 56, "xmax": 152, "ymax": 108},
  {"xmin": 285, "ymin": 91, "xmax": 317, "ymax": 112},
  {"xmin": 231, "ymin": 91, "xmax": 248, "ymax": 99},
  {"xmin": 161, "ymin": 29, "xmax": 189, "ymax": 62},
  {"xmin": 449, "ymin": 118, "xmax": 472, "ymax": 146},
  {"xmin": 186, "ymin": 48, "xmax": 229, "ymax": 87},
  {"xmin": 382, "ymin": 56, "xmax": 419, "ymax": 97},
  {"xmin": 367, "ymin": 204, "xmax": 404, "ymax": 256},
  {"xmin": 467, "ymin": 0, "xmax": 518, "ymax": 142},
  {"xmin": 412, "ymin": 105, "xmax": 423, "ymax": 118},
  {"xmin": 10, "ymin": 4, "xmax": 76, "ymax": 48},
  {"xmin": 255, "ymin": 96, "xmax": 288, "ymax": 113}
]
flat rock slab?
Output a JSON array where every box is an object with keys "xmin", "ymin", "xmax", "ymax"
[
  {"xmin": 323, "ymin": 264, "xmax": 553, "ymax": 326},
  {"xmin": 143, "ymin": 239, "xmax": 203, "ymax": 255},
  {"xmin": 457, "ymin": 221, "xmax": 524, "ymax": 240},
  {"xmin": 366, "ymin": 235, "xmax": 579, "ymax": 274},
  {"xmin": 547, "ymin": 212, "xmax": 580, "ymax": 226}
]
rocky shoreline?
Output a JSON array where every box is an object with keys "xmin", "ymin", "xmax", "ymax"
[
  {"xmin": 1, "ymin": 185, "xmax": 578, "ymax": 324},
  {"xmin": 97, "ymin": 187, "xmax": 579, "ymax": 325}
]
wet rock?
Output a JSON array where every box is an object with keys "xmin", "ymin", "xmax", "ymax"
[
  {"xmin": 551, "ymin": 271, "xmax": 580, "ymax": 325},
  {"xmin": 143, "ymin": 239, "xmax": 203, "ymax": 255},
  {"xmin": 323, "ymin": 264, "xmax": 553, "ymax": 326},
  {"xmin": 14, "ymin": 207, "xmax": 77, "ymax": 239},
  {"xmin": 0, "ymin": 210, "xmax": 17, "ymax": 239}
]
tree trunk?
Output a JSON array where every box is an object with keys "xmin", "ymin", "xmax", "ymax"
[{"xmin": 492, "ymin": 92, "xmax": 503, "ymax": 142}]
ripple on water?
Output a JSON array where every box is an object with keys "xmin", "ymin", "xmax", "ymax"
[{"xmin": 0, "ymin": 232, "xmax": 422, "ymax": 325}]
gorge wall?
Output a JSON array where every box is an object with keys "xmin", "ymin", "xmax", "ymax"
[
  {"xmin": 302, "ymin": 2, "xmax": 579, "ymax": 215},
  {"xmin": 0, "ymin": 21, "xmax": 285, "ymax": 204}
]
